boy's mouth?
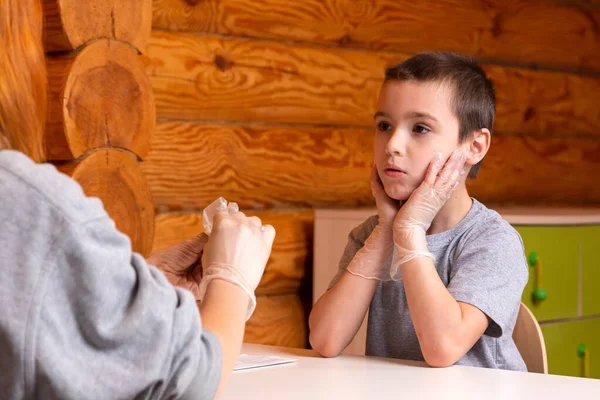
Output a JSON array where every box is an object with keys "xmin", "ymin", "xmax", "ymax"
[{"xmin": 383, "ymin": 164, "xmax": 407, "ymax": 178}]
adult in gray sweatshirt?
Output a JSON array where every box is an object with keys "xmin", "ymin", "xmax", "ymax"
[{"xmin": 0, "ymin": 1, "xmax": 275, "ymax": 398}]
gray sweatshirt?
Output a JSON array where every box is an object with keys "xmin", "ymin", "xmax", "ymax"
[{"xmin": 0, "ymin": 150, "xmax": 222, "ymax": 399}]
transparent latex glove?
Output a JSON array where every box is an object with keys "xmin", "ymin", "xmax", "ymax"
[
  {"xmin": 147, "ymin": 234, "xmax": 208, "ymax": 300},
  {"xmin": 198, "ymin": 204, "xmax": 276, "ymax": 321},
  {"xmin": 347, "ymin": 167, "xmax": 400, "ymax": 281},
  {"xmin": 202, "ymin": 197, "xmax": 239, "ymax": 235},
  {"xmin": 149, "ymin": 198, "xmax": 238, "ymax": 300},
  {"xmin": 391, "ymin": 150, "xmax": 466, "ymax": 278}
]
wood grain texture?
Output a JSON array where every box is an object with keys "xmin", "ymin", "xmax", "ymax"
[
  {"xmin": 141, "ymin": 122, "xmax": 374, "ymax": 210},
  {"xmin": 245, "ymin": 294, "xmax": 307, "ymax": 348},
  {"xmin": 142, "ymin": 122, "xmax": 600, "ymax": 209},
  {"xmin": 68, "ymin": 149, "xmax": 155, "ymax": 256},
  {"xmin": 46, "ymin": 39, "xmax": 155, "ymax": 160},
  {"xmin": 145, "ymin": 31, "xmax": 600, "ymax": 137},
  {"xmin": 43, "ymin": 0, "xmax": 152, "ymax": 52},
  {"xmin": 152, "ymin": 0, "xmax": 600, "ymax": 72},
  {"xmin": 153, "ymin": 210, "xmax": 313, "ymax": 295},
  {"xmin": 469, "ymin": 134, "xmax": 600, "ymax": 205}
]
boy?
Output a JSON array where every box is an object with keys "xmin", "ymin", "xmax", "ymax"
[{"xmin": 309, "ymin": 52, "xmax": 528, "ymax": 371}]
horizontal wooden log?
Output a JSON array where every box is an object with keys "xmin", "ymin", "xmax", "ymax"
[
  {"xmin": 65, "ymin": 149, "xmax": 155, "ymax": 257},
  {"xmin": 46, "ymin": 39, "xmax": 155, "ymax": 160},
  {"xmin": 43, "ymin": 0, "xmax": 152, "ymax": 52},
  {"xmin": 153, "ymin": 211, "xmax": 313, "ymax": 296},
  {"xmin": 470, "ymin": 134, "xmax": 600, "ymax": 205},
  {"xmin": 140, "ymin": 122, "xmax": 373, "ymax": 210},
  {"xmin": 245, "ymin": 294, "xmax": 307, "ymax": 348},
  {"xmin": 141, "ymin": 122, "xmax": 600, "ymax": 209},
  {"xmin": 151, "ymin": 0, "xmax": 600, "ymax": 72},
  {"xmin": 145, "ymin": 31, "xmax": 600, "ymax": 137}
]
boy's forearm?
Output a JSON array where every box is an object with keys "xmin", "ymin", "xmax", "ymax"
[
  {"xmin": 400, "ymin": 257, "xmax": 487, "ymax": 367},
  {"xmin": 310, "ymin": 227, "xmax": 392, "ymax": 357},
  {"xmin": 309, "ymin": 270, "xmax": 378, "ymax": 357}
]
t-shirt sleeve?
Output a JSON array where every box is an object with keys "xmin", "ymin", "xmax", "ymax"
[
  {"xmin": 328, "ymin": 215, "xmax": 378, "ymax": 289},
  {"xmin": 33, "ymin": 216, "xmax": 222, "ymax": 400},
  {"xmin": 447, "ymin": 221, "xmax": 529, "ymax": 338}
]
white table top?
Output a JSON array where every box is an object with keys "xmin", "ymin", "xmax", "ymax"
[{"xmin": 222, "ymin": 344, "xmax": 600, "ymax": 400}]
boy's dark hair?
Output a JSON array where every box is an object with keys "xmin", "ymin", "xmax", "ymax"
[{"xmin": 385, "ymin": 52, "xmax": 495, "ymax": 179}]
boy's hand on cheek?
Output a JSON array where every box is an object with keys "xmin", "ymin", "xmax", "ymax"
[
  {"xmin": 346, "ymin": 167, "xmax": 400, "ymax": 281},
  {"xmin": 370, "ymin": 166, "xmax": 400, "ymax": 228},
  {"xmin": 344, "ymin": 167, "xmax": 399, "ymax": 281},
  {"xmin": 391, "ymin": 150, "xmax": 466, "ymax": 271}
]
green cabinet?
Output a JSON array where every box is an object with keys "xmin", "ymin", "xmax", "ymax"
[
  {"xmin": 514, "ymin": 226, "xmax": 580, "ymax": 321},
  {"xmin": 509, "ymin": 218, "xmax": 600, "ymax": 380},
  {"xmin": 542, "ymin": 319, "xmax": 600, "ymax": 379},
  {"xmin": 581, "ymin": 226, "xmax": 600, "ymax": 317}
]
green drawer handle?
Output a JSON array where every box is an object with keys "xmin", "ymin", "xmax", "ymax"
[
  {"xmin": 528, "ymin": 252, "xmax": 547, "ymax": 303},
  {"xmin": 528, "ymin": 251, "xmax": 539, "ymax": 266},
  {"xmin": 578, "ymin": 344, "xmax": 590, "ymax": 378},
  {"xmin": 533, "ymin": 288, "xmax": 547, "ymax": 302}
]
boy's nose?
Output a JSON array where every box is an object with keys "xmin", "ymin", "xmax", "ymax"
[{"xmin": 385, "ymin": 129, "xmax": 406, "ymax": 156}]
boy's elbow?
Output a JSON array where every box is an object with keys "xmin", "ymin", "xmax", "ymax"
[
  {"xmin": 309, "ymin": 331, "xmax": 342, "ymax": 358},
  {"xmin": 423, "ymin": 352, "xmax": 456, "ymax": 368},
  {"xmin": 421, "ymin": 341, "xmax": 461, "ymax": 368},
  {"xmin": 308, "ymin": 307, "xmax": 344, "ymax": 358}
]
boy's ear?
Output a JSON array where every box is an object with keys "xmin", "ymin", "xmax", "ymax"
[{"xmin": 464, "ymin": 128, "xmax": 491, "ymax": 166}]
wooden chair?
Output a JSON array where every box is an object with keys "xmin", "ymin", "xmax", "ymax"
[{"xmin": 512, "ymin": 302, "xmax": 548, "ymax": 374}]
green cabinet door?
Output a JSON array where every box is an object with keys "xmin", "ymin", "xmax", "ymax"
[
  {"xmin": 514, "ymin": 226, "xmax": 579, "ymax": 321},
  {"xmin": 541, "ymin": 319, "xmax": 600, "ymax": 379},
  {"xmin": 580, "ymin": 226, "xmax": 600, "ymax": 316}
]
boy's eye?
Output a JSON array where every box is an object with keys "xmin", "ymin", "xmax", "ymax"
[
  {"xmin": 413, "ymin": 124, "xmax": 431, "ymax": 134},
  {"xmin": 377, "ymin": 121, "xmax": 393, "ymax": 132}
]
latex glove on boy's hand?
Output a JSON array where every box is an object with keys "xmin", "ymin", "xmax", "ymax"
[
  {"xmin": 347, "ymin": 167, "xmax": 400, "ymax": 281},
  {"xmin": 198, "ymin": 200, "xmax": 276, "ymax": 321},
  {"xmin": 391, "ymin": 150, "xmax": 466, "ymax": 278}
]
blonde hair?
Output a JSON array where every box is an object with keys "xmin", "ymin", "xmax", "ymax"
[{"xmin": 0, "ymin": 0, "xmax": 46, "ymax": 162}]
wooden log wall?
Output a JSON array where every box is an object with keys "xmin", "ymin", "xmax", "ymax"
[
  {"xmin": 115, "ymin": 0, "xmax": 600, "ymax": 348},
  {"xmin": 43, "ymin": 0, "xmax": 155, "ymax": 257}
]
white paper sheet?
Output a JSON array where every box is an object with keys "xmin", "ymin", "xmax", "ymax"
[{"xmin": 233, "ymin": 354, "xmax": 297, "ymax": 371}]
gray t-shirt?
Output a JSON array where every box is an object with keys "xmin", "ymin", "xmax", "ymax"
[
  {"xmin": 331, "ymin": 199, "xmax": 528, "ymax": 371},
  {"xmin": 0, "ymin": 150, "xmax": 221, "ymax": 399}
]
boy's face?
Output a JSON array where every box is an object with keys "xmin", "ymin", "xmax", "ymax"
[{"xmin": 374, "ymin": 80, "xmax": 464, "ymax": 201}]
